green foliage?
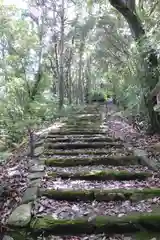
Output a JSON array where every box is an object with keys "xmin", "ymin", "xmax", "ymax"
[{"xmin": 0, "ymin": 0, "xmax": 160, "ymax": 154}]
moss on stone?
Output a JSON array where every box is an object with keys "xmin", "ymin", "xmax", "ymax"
[
  {"xmin": 44, "ymin": 149, "xmax": 120, "ymax": 156},
  {"xmin": 45, "ymin": 155, "xmax": 139, "ymax": 167},
  {"xmin": 65, "ymin": 117, "xmax": 100, "ymax": 124},
  {"xmin": 134, "ymin": 232, "xmax": 160, "ymax": 240},
  {"xmin": 40, "ymin": 188, "xmax": 160, "ymax": 202},
  {"xmin": 63, "ymin": 125, "xmax": 100, "ymax": 130},
  {"xmin": 94, "ymin": 213, "xmax": 160, "ymax": 233},
  {"xmin": 45, "ymin": 142, "xmax": 124, "ymax": 150},
  {"xmin": 48, "ymin": 170, "xmax": 151, "ymax": 181},
  {"xmin": 46, "ymin": 137, "xmax": 115, "ymax": 143},
  {"xmin": 48, "ymin": 130, "xmax": 104, "ymax": 135},
  {"xmin": 30, "ymin": 212, "xmax": 160, "ymax": 234},
  {"xmin": 30, "ymin": 216, "xmax": 93, "ymax": 234},
  {"xmin": 40, "ymin": 189, "xmax": 93, "ymax": 201},
  {"xmin": 8, "ymin": 229, "xmax": 27, "ymax": 240},
  {"xmin": 47, "ymin": 134, "xmax": 106, "ymax": 139}
]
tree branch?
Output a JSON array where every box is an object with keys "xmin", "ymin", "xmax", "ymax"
[{"xmin": 109, "ymin": 0, "xmax": 145, "ymax": 40}]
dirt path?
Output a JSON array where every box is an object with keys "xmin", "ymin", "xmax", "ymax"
[{"xmin": 1, "ymin": 104, "xmax": 160, "ymax": 240}]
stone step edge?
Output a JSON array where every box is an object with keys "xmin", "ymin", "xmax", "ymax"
[
  {"xmin": 47, "ymin": 134, "xmax": 115, "ymax": 138},
  {"xmin": 40, "ymin": 187, "xmax": 160, "ymax": 202},
  {"xmin": 45, "ymin": 142, "xmax": 124, "ymax": 150},
  {"xmin": 6, "ymin": 188, "xmax": 160, "ymax": 233},
  {"xmin": 22, "ymin": 211, "xmax": 160, "ymax": 234},
  {"xmin": 47, "ymin": 170, "xmax": 151, "ymax": 181},
  {"xmin": 43, "ymin": 149, "xmax": 129, "ymax": 156},
  {"xmin": 45, "ymin": 137, "xmax": 116, "ymax": 143},
  {"xmin": 48, "ymin": 130, "xmax": 106, "ymax": 135},
  {"xmin": 133, "ymin": 149, "xmax": 158, "ymax": 171},
  {"xmin": 44, "ymin": 155, "xmax": 139, "ymax": 167}
]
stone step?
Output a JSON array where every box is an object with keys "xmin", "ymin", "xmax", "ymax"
[
  {"xmin": 45, "ymin": 136, "xmax": 116, "ymax": 143},
  {"xmin": 61, "ymin": 128, "xmax": 102, "ymax": 132},
  {"xmin": 47, "ymin": 164, "xmax": 151, "ymax": 175},
  {"xmin": 28, "ymin": 210, "xmax": 160, "ymax": 234},
  {"xmin": 25, "ymin": 234, "xmax": 138, "ymax": 240},
  {"xmin": 45, "ymin": 155, "xmax": 139, "ymax": 167},
  {"xmin": 47, "ymin": 170, "xmax": 151, "ymax": 181},
  {"xmin": 65, "ymin": 118, "xmax": 101, "ymax": 124},
  {"xmin": 70, "ymin": 113, "xmax": 100, "ymax": 118},
  {"xmin": 62, "ymin": 126, "xmax": 100, "ymax": 130},
  {"xmin": 40, "ymin": 188, "xmax": 160, "ymax": 202},
  {"xmin": 48, "ymin": 130, "xmax": 106, "ymax": 135},
  {"xmin": 47, "ymin": 134, "xmax": 110, "ymax": 139},
  {"xmin": 44, "ymin": 149, "xmax": 127, "ymax": 156},
  {"xmin": 45, "ymin": 142, "xmax": 123, "ymax": 150}
]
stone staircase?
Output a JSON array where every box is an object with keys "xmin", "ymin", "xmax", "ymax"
[{"xmin": 5, "ymin": 104, "xmax": 160, "ymax": 240}]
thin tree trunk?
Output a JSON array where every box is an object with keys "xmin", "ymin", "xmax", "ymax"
[
  {"xmin": 59, "ymin": 0, "xmax": 65, "ymax": 109},
  {"xmin": 85, "ymin": 57, "xmax": 92, "ymax": 104},
  {"xmin": 28, "ymin": 127, "xmax": 34, "ymax": 157},
  {"xmin": 78, "ymin": 41, "xmax": 84, "ymax": 104},
  {"xmin": 68, "ymin": 65, "xmax": 72, "ymax": 104}
]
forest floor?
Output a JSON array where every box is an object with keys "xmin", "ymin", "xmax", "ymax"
[{"xmin": 1, "ymin": 104, "xmax": 160, "ymax": 240}]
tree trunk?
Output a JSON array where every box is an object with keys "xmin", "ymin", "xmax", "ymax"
[
  {"xmin": 68, "ymin": 65, "xmax": 72, "ymax": 104},
  {"xmin": 85, "ymin": 57, "xmax": 92, "ymax": 104},
  {"xmin": 109, "ymin": 0, "xmax": 160, "ymax": 132},
  {"xmin": 28, "ymin": 127, "xmax": 34, "ymax": 158},
  {"xmin": 78, "ymin": 41, "xmax": 84, "ymax": 104},
  {"xmin": 59, "ymin": 0, "xmax": 65, "ymax": 109}
]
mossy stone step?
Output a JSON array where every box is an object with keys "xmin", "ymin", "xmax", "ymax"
[
  {"xmin": 30, "ymin": 211, "xmax": 160, "ymax": 234},
  {"xmin": 65, "ymin": 120, "xmax": 101, "ymax": 125},
  {"xmin": 45, "ymin": 142, "xmax": 123, "ymax": 150},
  {"xmin": 47, "ymin": 170, "xmax": 151, "ymax": 181},
  {"xmin": 40, "ymin": 188, "xmax": 160, "ymax": 202},
  {"xmin": 47, "ymin": 134, "xmax": 109, "ymax": 139},
  {"xmin": 62, "ymin": 128, "xmax": 102, "ymax": 132},
  {"xmin": 45, "ymin": 137, "xmax": 115, "ymax": 143},
  {"xmin": 48, "ymin": 130, "xmax": 105, "ymax": 135},
  {"xmin": 45, "ymin": 155, "xmax": 138, "ymax": 167},
  {"xmin": 63, "ymin": 126, "xmax": 100, "ymax": 131},
  {"xmin": 64, "ymin": 119, "xmax": 100, "ymax": 124},
  {"xmin": 67, "ymin": 113, "xmax": 100, "ymax": 119},
  {"xmin": 44, "ymin": 149, "xmax": 126, "ymax": 156}
]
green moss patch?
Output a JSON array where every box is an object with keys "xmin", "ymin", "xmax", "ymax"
[
  {"xmin": 63, "ymin": 124, "xmax": 100, "ymax": 129},
  {"xmin": 39, "ymin": 189, "xmax": 93, "ymax": 201},
  {"xmin": 8, "ymin": 230, "xmax": 27, "ymax": 240},
  {"xmin": 45, "ymin": 142, "xmax": 123, "ymax": 150},
  {"xmin": 45, "ymin": 155, "xmax": 139, "ymax": 167},
  {"xmin": 66, "ymin": 115, "xmax": 100, "ymax": 122},
  {"xmin": 40, "ymin": 188, "xmax": 160, "ymax": 202},
  {"xmin": 43, "ymin": 149, "xmax": 126, "ymax": 156},
  {"xmin": 47, "ymin": 134, "xmax": 108, "ymax": 139},
  {"xmin": 48, "ymin": 130, "xmax": 105, "ymax": 135},
  {"xmin": 30, "ymin": 216, "xmax": 93, "ymax": 234},
  {"xmin": 30, "ymin": 212, "xmax": 160, "ymax": 234},
  {"xmin": 64, "ymin": 120, "xmax": 100, "ymax": 125},
  {"xmin": 47, "ymin": 170, "xmax": 151, "ymax": 181},
  {"xmin": 46, "ymin": 137, "xmax": 115, "ymax": 143}
]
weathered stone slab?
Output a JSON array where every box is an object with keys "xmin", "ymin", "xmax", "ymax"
[
  {"xmin": 29, "ymin": 179, "xmax": 41, "ymax": 187},
  {"xmin": 28, "ymin": 172, "xmax": 44, "ymax": 180},
  {"xmin": 34, "ymin": 146, "xmax": 44, "ymax": 157},
  {"xmin": 29, "ymin": 159, "xmax": 45, "ymax": 167},
  {"xmin": 8, "ymin": 203, "xmax": 32, "ymax": 227},
  {"xmin": 133, "ymin": 149, "xmax": 157, "ymax": 171},
  {"xmin": 30, "ymin": 165, "xmax": 45, "ymax": 172},
  {"xmin": 34, "ymin": 140, "xmax": 44, "ymax": 147},
  {"xmin": 22, "ymin": 187, "xmax": 38, "ymax": 203},
  {"xmin": 8, "ymin": 169, "xmax": 21, "ymax": 177}
]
